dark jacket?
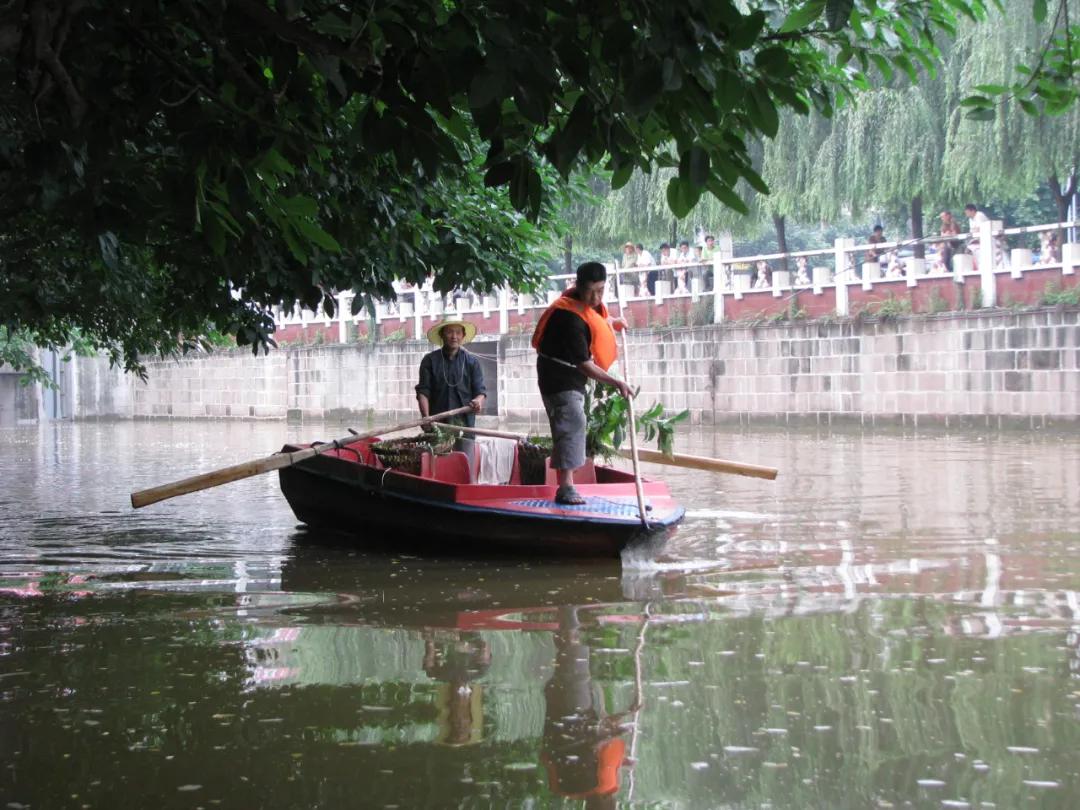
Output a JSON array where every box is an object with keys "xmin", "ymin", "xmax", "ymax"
[{"xmin": 415, "ymin": 348, "xmax": 486, "ymax": 426}]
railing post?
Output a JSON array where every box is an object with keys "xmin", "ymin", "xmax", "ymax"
[
  {"xmin": 711, "ymin": 260, "xmax": 725, "ymax": 323},
  {"xmin": 498, "ymin": 286, "xmax": 509, "ymax": 334},
  {"xmin": 1063, "ymin": 240, "xmax": 1078, "ymax": 276},
  {"xmin": 834, "ymin": 237, "xmax": 852, "ymax": 317},
  {"xmin": 337, "ymin": 292, "xmax": 349, "ymax": 343},
  {"xmin": 413, "ymin": 289, "xmax": 423, "ymax": 340},
  {"xmin": 979, "ymin": 219, "xmax": 1000, "ymax": 308}
]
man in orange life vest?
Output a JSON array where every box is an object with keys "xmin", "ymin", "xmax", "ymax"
[{"xmin": 531, "ymin": 262, "xmax": 632, "ymax": 505}]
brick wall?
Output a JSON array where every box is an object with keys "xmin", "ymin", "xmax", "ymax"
[{"xmin": 74, "ymin": 307, "xmax": 1079, "ymax": 427}]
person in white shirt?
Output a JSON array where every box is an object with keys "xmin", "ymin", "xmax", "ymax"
[{"xmin": 635, "ymin": 243, "xmax": 655, "ymax": 268}]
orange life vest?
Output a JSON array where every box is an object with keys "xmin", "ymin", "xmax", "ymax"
[
  {"xmin": 531, "ymin": 290, "xmax": 618, "ymax": 371},
  {"xmin": 542, "ymin": 736, "xmax": 627, "ymax": 799}
]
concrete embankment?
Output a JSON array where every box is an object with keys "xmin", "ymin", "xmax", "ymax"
[{"xmin": 25, "ymin": 307, "xmax": 1080, "ymax": 429}]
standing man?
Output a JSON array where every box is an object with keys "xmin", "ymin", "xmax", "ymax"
[
  {"xmin": 416, "ymin": 316, "xmax": 486, "ymax": 431},
  {"xmin": 531, "ymin": 262, "xmax": 633, "ymax": 506}
]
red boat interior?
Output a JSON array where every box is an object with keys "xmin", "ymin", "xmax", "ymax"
[{"xmin": 308, "ymin": 438, "xmax": 639, "ymax": 487}]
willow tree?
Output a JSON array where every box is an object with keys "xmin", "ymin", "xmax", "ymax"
[
  {"xmin": 576, "ymin": 161, "xmax": 769, "ymax": 255},
  {"xmin": 760, "ymin": 109, "xmax": 836, "ymax": 267},
  {"xmin": 944, "ymin": 3, "xmax": 1080, "ymax": 226}
]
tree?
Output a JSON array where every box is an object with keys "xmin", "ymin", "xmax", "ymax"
[
  {"xmin": 944, "ymin": 4, "xmax": 1080, "ymax": 230},
  {"xmin": 0, "ymin": 0, "xmax": 1009, "ymax": 374}
]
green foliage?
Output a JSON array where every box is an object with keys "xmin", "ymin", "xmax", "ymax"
[
  {"xmin": 927, "ymin": 287, "xmax": 951, "ymax": 314},
  {"xmin": 584, "ymin": 382, "xmax": 689, "ymax": 460},
  {"xmin": 383, "ymin": 329, "xmax": 407, "ymax": 344},
  {"xmin": 1040, "ymin": 283, "xmax": 1080, "ymax": 305},
  {"xmin": 873, "ymin": 294, "xmax": 913, "ymax": 320},
  {"xmin": 961, "ymin": 2, "xmax": 1080, "ymax": 115},
  {"xmin": 2, "ymin": 0, "xmax": 1018, "ymax": 379},
  {"xmin": 690, "ymin": 298, "xmax": 715, "ymax": 326},
  {"xmin": 971, "ymin": 286, "xmax": 984, "ymax": 309}
]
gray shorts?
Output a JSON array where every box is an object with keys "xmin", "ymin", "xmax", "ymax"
[{"xmin": 542, "ymin": 390, "xmax": 586, "ymax": 471}]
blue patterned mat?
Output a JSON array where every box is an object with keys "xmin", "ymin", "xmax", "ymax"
[{"xmin": 510, "ymin": 498, "xmax": 648, "ymax": 517}]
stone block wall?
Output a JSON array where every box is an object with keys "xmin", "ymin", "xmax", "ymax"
[
  {"xmin": 71, "ymin": 353, "xmax": 133, "ymax": 419},
  {"xmin": 64, "ymin": 307, "xmax": 1080, "ymax": 427},
  {"xmin": 132, "ymin": 349, "xmax": 287, "ymax": 418}
]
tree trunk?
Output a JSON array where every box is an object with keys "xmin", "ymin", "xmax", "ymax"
[
  {"xmin": 911, "ymin": 195, "xmax": 925, "ymax": 259},
  {"xmin": 670, "ymin": 218, "xmax": 677, "ymax": 246},
  {"xmin": 563, "ymin": 233, "xmax": 573, "ymax": 276},
  {"xmin": 772, "ymin": 214, "xmax": 788, "ymax": 274}
]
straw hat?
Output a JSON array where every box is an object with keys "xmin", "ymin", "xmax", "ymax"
[{"xmin": 426, "ymin": 316, "xmax": 478, "ymax": 346}]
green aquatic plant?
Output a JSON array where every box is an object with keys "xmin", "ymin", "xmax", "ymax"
[{"xmin": 584, "ymin": 381, "xmax": 689, "ymax": 460}]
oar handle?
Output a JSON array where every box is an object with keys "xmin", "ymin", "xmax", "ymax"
[
  {"xmin": 130, "ymin": 405, "xmax": 473, "ymax": 509},
  {"xmin": 620, "ymin": 448, "xmax": 778, "ymax": 480}
]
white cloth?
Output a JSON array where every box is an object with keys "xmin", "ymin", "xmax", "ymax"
[{"xmin": 475, "ymin": 437, "xmax": 518, "ymax": 484}]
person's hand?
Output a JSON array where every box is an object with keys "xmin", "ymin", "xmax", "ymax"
[
  {"xmin": 421, "ymin": 420, "xmax": 435, "ymax": 433},
  {"xmin": 616, "ymin": 380, "xmax": 634, "ymax": 400},
  {"xmin": 610, "ymin": 316, "xmax": 629, "ymax": 332},
  {"xmin": 469, "ymin": 395, "xmax": 485, "ymax": 413}
]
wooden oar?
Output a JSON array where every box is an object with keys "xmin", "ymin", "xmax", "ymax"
[
  {"xmin": 130, "ymin": 405, "xmax": 473, "ymax": 509},
  {"xmin": 613, "ymin": 274, "xmax": 649, "ymax": 527},
  {"xmin": 439, "ymin": 424, "xmax": 778, "ymax": 480}
]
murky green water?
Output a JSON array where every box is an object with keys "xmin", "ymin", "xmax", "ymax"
[{"xmin": 2, "ymin": 421, "xmax": 1080, "ymax": 808}]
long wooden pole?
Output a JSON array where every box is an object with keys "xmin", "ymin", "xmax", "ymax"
[
  {"xmin": 130, "ymin": 405, "xmax": 473, "ymax": 509},
  {"xmin": 618, "ymin": 328, "xmax": 649, "ymax": 527},
  {"xmin": 614, "ymin": 275, "xmax": 650, "ymax": 527},
  {"xmin": 439, "ymin": 423, "xmax": 779, "ymax": 480}
]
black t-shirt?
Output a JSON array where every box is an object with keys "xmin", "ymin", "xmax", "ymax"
[{"xmin": 537, "ymin": 309, "xmax": 591, "ymax": 396}]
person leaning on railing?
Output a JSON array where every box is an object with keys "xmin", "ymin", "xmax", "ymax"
[{"xmin": 939, "ymin": 210, "xmax": 961, "ymax": 272}]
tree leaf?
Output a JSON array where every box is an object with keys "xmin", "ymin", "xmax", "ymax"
[
  {"xmin": 625, "ymin": 60, "xmax": 664, "ymax": 116},
  {"xmin": 611, "ymin": 163, "xmax": 634, "ymax": 190},
  {"xmin": 747, "ymin": 84, "xmax": 780, "ymax": 137},
  {"xmin": 683, "ymin": 145, "xmax": 710, "ymax": 189},
  {"xmin": 295, "ymin": 219, "xmax": 341, "ymax": 253},
  {"xmin": 484, "ymin": 161, "xmax": 514, "ymax": 188},
  {"xmin": 779, "ymin": 0, "xmax": 826, "ymax": 33},
  {"xmin": 825, "ymin": 0, "xmax": 855, "ymax": 31}
]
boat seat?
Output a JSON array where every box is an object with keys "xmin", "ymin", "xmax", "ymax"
[
  {"xmin": 544, "ymin": 457, "xmax": 597, "ymax": 486},
  {"xmin": 430, "ymin": 451, "xmax": 473, "ymax": 484}
]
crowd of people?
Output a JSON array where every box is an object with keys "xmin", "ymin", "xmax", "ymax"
[
  {"xmin": 617, "ymin": 235, "xmax": 719, "ymax": 295},
  {"xmin": 865, "ymin": 204, "xmax": 1063, "ymax": 279}
]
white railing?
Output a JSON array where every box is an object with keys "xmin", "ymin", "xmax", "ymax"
[{"xmin": 274, "ymin": 219, "xmax": 1080, "ymax": 336}]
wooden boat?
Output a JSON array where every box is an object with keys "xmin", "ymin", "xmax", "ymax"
[{"xmin": 278, "ymin": 437, "xmax": 684, "ymax": 556}]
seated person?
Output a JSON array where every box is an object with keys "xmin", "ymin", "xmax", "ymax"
[
  {"xmin": 794, "ymin": 256, "xmax": 811, "ymax": 285},
  {"xmin": 753, "ymin": 260, "xmax": 771, "ymax": 289}
]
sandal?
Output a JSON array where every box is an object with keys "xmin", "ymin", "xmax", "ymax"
[{"xmin": 554, "ymin": 486, "xmax": 587, "ymax": 506}]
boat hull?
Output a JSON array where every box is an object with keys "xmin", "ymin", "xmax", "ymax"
[{"xmin": 278, "ymin": 446, "xmax": 683, "ymax": 557}]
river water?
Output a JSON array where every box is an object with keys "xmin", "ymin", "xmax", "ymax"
[{"xmin": 2, "ymin": 420, "xmax": 1079, "ymax": 809}]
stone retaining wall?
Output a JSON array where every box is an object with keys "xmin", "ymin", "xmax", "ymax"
[{"xmin": 64, "ymin": 307, "xmax": 1080, "ymax": 427}]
